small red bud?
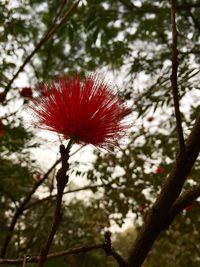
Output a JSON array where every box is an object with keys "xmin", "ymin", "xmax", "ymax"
[
  {"xmin": 185, "ymin": 204, "xmax": 193, "ymax": 211},
  {"xmin": 34, "ymin": 173, "xmax": 42, "ymax": 182},
  {"xmin": 20, "ymin": 87, "xmax": 33, "ymax": 99},
  {"xmin": 155, "ymin": 166, "xmax": 164, "ymax": 174},
  {"xmin": 146, "ymin": 116, "xmax": 154, "ymax": 122}
]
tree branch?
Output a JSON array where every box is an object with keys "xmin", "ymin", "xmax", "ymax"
[
  {"xmin": 128, "ymin": 114, "xmax": 200, "ymax": 267},
  {"xmin": 104, "ymin": 232, "xmax": 128, "ymax": 267},
  {"xmin": 0, "ymin": 233, "xmax": 128, "ymax": 266},
  {"xmin": 170, "ymin": 0, "xmax": 185, "ymax": 154},
  {"xmin": 37, "ymin": 141, "xmax": 73, "ymax": 267},
  {"xmin": 128, "ymin": 115, "xmax": 200, "ymax": 266},
  {"xmin": 170, "ymin": 185, "xmax": 200, "ymax": 217},
  {"xmin": 24, "ymin": 183, "xmax": 107, "ymax": 211},
  {"xmin": 0, "ymin": 158, "xmax": 61, "ymax": 258},
  {"xmin": 0, "ymin": 243, "xmax": 105, "ymax": 265},
  {"xmin": 155, "ymin": 185, "xmax": 200, "ymax": 231},
  {"xmin": 1, "ymin": 0, "xmax": 80, "ymax": 103}
]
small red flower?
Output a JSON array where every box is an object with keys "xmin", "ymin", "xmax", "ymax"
[
  {"xmin": 140, "ymin": 204, "xmax": 148, "ymax": 215},
  {"xmin": 34, "ymin": 173, "xmax": 42, "ymax": 182},
  {"xmin": 30, "ymin": 74, "xmax": 130, "ymax": 149},
  {"xmin": 146, "ymin": 116, "xmax": 154, "ymax": 122},
  {"xmin": 185, "ymin": 204, "xmax": 193, "ymax": 211},
  {"xmin": 20, "ymin": 87, "xmax": 33, "ymax": 99},
  {"xmin": 155, "ymin": 166, "xmax": 164, "ymax": 174},
  {"xmin": 0, "ymin": 119, "xmax": 4, "ymax": 138}
]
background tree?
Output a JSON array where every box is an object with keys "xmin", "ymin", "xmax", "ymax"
[{"xmin": 0, "ymin": 0, "xmax": 200, "ymax": 266}]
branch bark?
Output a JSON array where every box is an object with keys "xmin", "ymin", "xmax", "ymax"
[
  {"xmin": 128, "ymin": 114, "xmax": 200, "ymax": 267},
  {"xmin": 37, "ymin": 141, "xmax": 73, "ymax": 267},
  {"xmin": 104, "ymin": 232, "xmax": 128, "ymax": 267},
  {"xmin": 170, "ymin": 0, "xmax": 185, "ymax": 154},
  {"xmin": 0, "ymin": 233, "xmax": 127, "ymax": 266}
]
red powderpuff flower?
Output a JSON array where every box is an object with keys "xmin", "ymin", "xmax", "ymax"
[
  {"xmin": 20, "ymin": 87, "xmax": 33, "ymax": 99},
  {"xmin": 30, "ymin": 74, "xmax": 131, "ymax": 149}
]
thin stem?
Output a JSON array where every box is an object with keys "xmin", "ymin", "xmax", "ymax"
[
  {"xmin": 24, "ymin": 183, "xmax": 106, "ymax": 211},
  {"xmin": 104, "ymin": 232, "xmax": 128, "ymax": 267},
  {"xmin": 170, "ymin": 0, "xmax": 185, "ymax": 154},
  {"xmin": 0, "ymin": 158, "xmax": 61, "ymax": 258},
  {"xmin": 0, "ymin": 244, "xmax": 105, "ymax": 265},
  {"xmin": 0, "ymin": 234, "xmax": 127, "ymax": 267},
  {"xmin": 37, "ymin": 141, "xmax": 73, "ymax": 267}
]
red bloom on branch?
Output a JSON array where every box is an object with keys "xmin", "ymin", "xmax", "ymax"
[
  {"xmin": 30, "ymin": 74, "xmax": 131, "ymax": 149},
  {"xmin": 20, "ymin": 87, "xmax": 33, "ymax": 99},
  {"xmin": 155, "ymin": 166, "xmax": 164, "ymax": 174},
  {"xmin": 185, "ymin": 204, "xmax": 193, "ymax": 211}
]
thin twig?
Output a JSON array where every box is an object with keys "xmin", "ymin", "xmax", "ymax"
[
  {"xmin": 0, "ymin": 158, "xmax": 61, "ymax": 258},
  {"xmin": 170, "ymin": 0, "xmax": 185, "ymax": 154},
  {"xmin": 1, "ymin": 142, "xmax": 85, "ymax": 257},
  {"xmin": 104, "ymin": 232, "xmax": 128, "ymax": 267},
  {"xmin": 21, "ymin": 201, "xmax": 53, "ymax": 254},
  {"xmin": 0, "ymin": 244, "xmax": 105, "ymax": 265},
  {"xmin": 1, "ymin": 0, "xmax": 80, "ymax": 103},
  {"xmin": 37, "ymin": 141, "xmax": 73, "ymax": 267},
  {"xmin": 0, "ymin": 232, "xmax": 128, "ymax": 266},
  {"xmin": 24, "ymin": 183, "xmax": 106, "ymax": 210}
]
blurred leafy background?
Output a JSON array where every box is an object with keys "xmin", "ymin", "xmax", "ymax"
[{"xmin": 0, "ymin": 0, "xmax": 200, "ymax": 266}]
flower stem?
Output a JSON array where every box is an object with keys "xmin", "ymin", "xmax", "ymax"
[{"xmin": 37, "ymin": 140, "xmax": 73, "ymax": 267}]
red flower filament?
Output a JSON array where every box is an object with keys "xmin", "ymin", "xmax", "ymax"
[{"xmin": 30, "ymin": 75, "xmax": 130, "ymax": 149}]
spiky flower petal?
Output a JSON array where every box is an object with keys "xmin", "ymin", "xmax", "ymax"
[{"xmin": 30, "ymin": 74, "xmax": 130, "ymax": 149}]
